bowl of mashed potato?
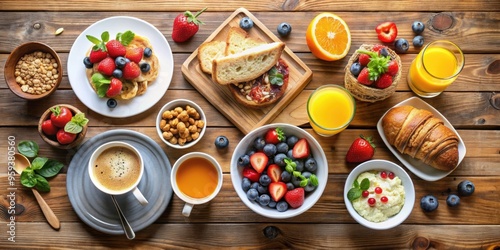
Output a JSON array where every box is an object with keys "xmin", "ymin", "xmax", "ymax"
[{"xmin": 344, "ymin": 159, "xmax": 415, "ymax": 230}]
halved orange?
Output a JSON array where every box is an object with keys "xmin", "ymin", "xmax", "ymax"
[{"xmin": 306, "ymin": 13, "xmax": 351, "ymax": 61}]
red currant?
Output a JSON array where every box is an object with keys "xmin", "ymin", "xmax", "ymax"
[
  {"xmin": 381, "ymin": 196, "xmax": 388, "ymax": 203},
  {"xmin": 380, "ymin": 171, "xmax": 387, "ymax": 179},
  {"xmin": 368, "ymin": 198, "xmax": 376, "ymax": 207},
  {"xmin": 375, "ymin": 187, "xmax": 383, "ymax": 194},
  {"xmin": 388, "ymin": 172, "xmax": 395, "ymax": 179},
  {"xmin": 362, "ymin": 190, "xmax": 369, "ymax": 197}
]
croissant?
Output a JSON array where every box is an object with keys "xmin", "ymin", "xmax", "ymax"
[{"xmin": 382, "ymin": 105, "xmax": 459, "ymax": 171}]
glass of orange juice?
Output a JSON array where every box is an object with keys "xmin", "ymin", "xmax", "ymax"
[
  {"xmin": 407, "ymin": 40, "xmax": 464, "ymax": 98},
  {"xmin": 307, "ymin": 85, "xmax": 356, "ymax": 137}
]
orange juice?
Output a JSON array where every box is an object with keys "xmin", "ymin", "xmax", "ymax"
[
  {"xmin": 307, "ymin": 85, "xmax": 356, "ymax": 136},
  {"xmin": 176, "ymin": 157, "xmax": 218, "ymax": 198},
  {"xmin": 407, "ymin": 40, "xmax": 464, "ymax": 98}
]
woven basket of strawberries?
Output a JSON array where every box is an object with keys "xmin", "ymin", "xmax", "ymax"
[{"xmin": 344, "ymin": 44, "xmax": 402, "ymax": 103}]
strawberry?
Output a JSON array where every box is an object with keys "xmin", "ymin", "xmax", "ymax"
[
  {"xmin": 86, "ymin": 31, "xmax": 109, "ymax": 62},
  {"xmin": 88, "ymin": 49, "xmax": 108, "ymax": 63},
  {"xmin": 375, "ymin": 22, "xmax": 398, "ymax": 43},
  {"xmin": 372, "ymin": 44, "xmax": 385, "ymax": 52},
  {"xmin": 346, "ymin": 135, "xmax": 376, "ymax": 163},
  {"xmin": 122, "ymin": 62, "xmax": 141, "ymax": 79},
  {"xmin": 374, "ymin": 73, "xmax": 393, "ymax": 89},
  {"xmin": 106, "ymin": 78, "xmax": 122, "ymax": 97},
  {"xmin": 242, "ymin": 167, "xmax": 260, "ymax": 182},
  {"xmin": 269, "ymin": 182, "xmax": 287, "ymax": 202},
  {"xmin": 264, "ymin": 127, "xmax": 285, "ymax": 144},
  {"xmin": 284, "ymin": 187, "xmax": 305, "ymax": 208},
  {"xmin": 97, "ymin": 57, "xmax": 116, "ymax": 76},
  {"xmin": 106, "ymin": 40, "xmax": 126, "ymax": 58},
  {"xmin": 358, "ymin": 54, "xmax": 370, "ymax": 66},
  {"xmin": 387, "ymin": 60, "xmax": 399, "ymax": 76},
  {"xmin": 250, "ymin": 152, "xmax": 268, "ymax": 173},
  {"xmin": 125, "ymin": 47, "xmax": 143, "ymax": 64},
  {"xmin": 292, "ymin": 138, "xmax": 310, "ymax": 159},
  {"xmin": 267, "ymin": 164, "xmax": 282, "ymax": 183},
  {"xmin": 171, "ymin": 7, "xmax": 207, "ymax": 43},
  {"xmin": 357, "ymin": 67, "xmax": 373, "ymax": 85}
]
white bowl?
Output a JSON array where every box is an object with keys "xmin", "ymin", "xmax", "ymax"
[
  {"xmin": 344, "ymin": 159, "xmax": 415, "ymax": 230},
  {"xmin": 156, "ymin": 99, "xmax": 206, "ymax": 149},
  {"xmin": 230, "ymin": 123, "xmax": 328, "ymax": 219}
]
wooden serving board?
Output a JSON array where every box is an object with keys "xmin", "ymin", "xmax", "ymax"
[{"xmin": 181, "ymin": 7, "xmax": 313, "ymax": 134}]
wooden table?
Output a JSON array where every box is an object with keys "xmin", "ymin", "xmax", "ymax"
[{"xmin": 1, "ymin": 1, "xmax": 500, "ymax": 249}]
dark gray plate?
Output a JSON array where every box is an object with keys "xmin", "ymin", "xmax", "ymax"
[{"xmin": 67, "ymin": 129, "xmax": 172, "ymax": 235}]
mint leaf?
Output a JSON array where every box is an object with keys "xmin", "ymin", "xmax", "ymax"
[
  {"xmin": 118, "ymin": 30, "xmax": 135, "ymax": 46},
  {"xmin": 347, "ymin": 188, "xmax": 362, "ymax": 201},
  {"xmin": 284, "ymin": 158, "xmax": 296, "ymax": 173},
  {"xmin": 65, "ymin": 113, "xmax": 89, "ymax": 134},
  {"xmin": 353, "ymin": 179, "xmax": 360, "ymax": 189},
  {"xmin": 269, "ymin": 67, "xmax": 284, "ymax": 86},
  {"xmin": 36, "ymin": 159, "xmax": 64, "ymax": 178},
  {"xmin": 20, "ymin": 169, "xmax": 37, "ymax": 188},
  {"xmin": 34, "ymin": 174, "xmax": 50, "ymax": 192},
  {"xmin": 91, "ymin": 73, "xmax": 111, "ymax": 97},
  {"xmin": 101, "ymin": 31, "xmax": 110, "ymax": 42},
  {"xmin": 300, "ymin": 179, "xmax": 308, "ymax": 187},
  {"xmin": 31, "ymin": 157, "xmax": 48, "ymax": 170},
  {"xmin": 86, "ymin": 35, "xmax": 102, "ymax": 45},
  {"xmin": 18, "ymin": 140, "xmax": 39, "ymax": 157},
  {"xmin": 309, "ymin": 174, "xmax": 319, "ymax": 186},
  {"xmin": 360, "ymin": 178, "xmax": 370, "ymax": 190}
]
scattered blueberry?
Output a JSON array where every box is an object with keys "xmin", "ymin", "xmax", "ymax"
[
  {"xmin": 281, "ymin": 171, "xmax": 292, "ymax": 182},
  {"xmin": 83, "ymin": 57, "xmax": 93, "ymax": 68},
  {"xmin": 115, "ymin": 56, "xmax": 127, "ymax": 69},
  {"xmin": 394, "ymin": 38, "xmax": 410, "ymax": 53},
  {"xmin": 276, "ymin": 142, "xmax": 289, "ymax": 153},
  {"xmin": 214, "ymin": 135, "xmax": 229, "ymax": 149},
  {"xmin": 143, "ymin": 47, "xmax": 153, "ymax": 58},
  {"xmin": 268, "ymin": 200, "xmax": 277, "ymax": 208},
  {"xmin": 238, "ymin": 154, "xmax": 250, "ymax": 167},
  {"xmin": 420, "ymin": 195, "xmax": 439, "ymax": 212},
  {"xmin": 286, "ymin": 136, "xmax": 299, "ymax": 148},
  {"xmin": 107, "ymin": 98, "xmax": 118, "ymax": 108},
  {"xmin": 257, "ymin": 184, "xmax": 268, "ymax": 194},
  {"xmin": 446, "ymin": 194, "xmax": 460, "ymax": 207},
  {"xmin": 140, "ymin": 62, "xmax": 151, "ymax": 73},
  {"xmin": 276, "ymin": 201, "xmax": 289, "ymax": 212},
  {"xmin": 304, "ymin": 158, "xmax": 317, "ymax": 172},
  {"xmin": 412, "ymin": 21, "xmax": 425, "ymax": 34},
  {"xmin": 246, "ymin": 188, "xmax": 259, "ymax": 201},
  {"xmin": 273, "ymin": 153, "xmax": 287, "ymax": 167},
  {"xmin": 263, "ymin": 144, "xmax": 277, "ymax": 156},
  {"xmin": 259, "ymin": 174, "xmax": 271, "ymax": 186},
  {"xmin": 253, "ymin": 137, "xmax": 266, "ymax": 150},
  {"xmin": 350, "ymin": 62, "xmax": 362, "ymax": 77},
  {"xmin": 242, "ymin": 178, "xmax": 251, "ymax": 192},
  {"xmin": 286, "ymin": 182, "xmax": 295, "ymax": 190},
  {"xmin": 239, "ymin": 17, "xmax": 254, "ymax": 30},
  {"xmin": 413, "ymin": 35, "xmax": 424, "ymax": 47},
  {"xmin": 112, "ymin": 69, "xmax": 123, "ymax": 78},
  {"xmin": 258, "ymin": 194, "xmax": 271, "ymax": 206},
  {"xmin": 379, "ymin": 47, "xmax": 390, "ymax": 57},
  {"xmin": 457, "ymin": 180, "xmax": 475, "ymax": 196},
  {"xmin": 277, "ymin": 22, "xmax": 292, "ymax": 37}
]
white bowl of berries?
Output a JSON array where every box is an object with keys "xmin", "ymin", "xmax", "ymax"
[
  {"xmin": 230, "ymin": 123, "xmax": 328, "ymax": 219},
  {"xmin": 344, "ymin": 159, "xmax": 415, "ymax": 230}
]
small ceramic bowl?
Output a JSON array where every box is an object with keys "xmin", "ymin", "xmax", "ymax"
[
  {"xmin": 344, "ymin": 159, "xmax": 415, "ymax": 230},
  {"xmin": 4, "ymin": 42, "xmax": 62, "ymax": 100},
  {"xmin": 38, "ymin": 104, "xmax": 87, "ymax": 149},
  {"xmin": 156, "ymin": 99, "xmax": 206, "ymax": 149},
  {"xmin": 231, "ymin": 123, "xmax": 328, "ymax": 219}
]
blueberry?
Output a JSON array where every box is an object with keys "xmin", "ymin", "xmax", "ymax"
[
  {"xmin": 277, "ymin": 22, "xmax": 292, "ymax": 37},
  {"xmin": 302, "ymin": 172, "xmax": 317, "ymax": 192},
  {"xmin": 276, "ymin": 201, "xmax": 289, "ymax": 212},
  {"xmin": 276, "ymin": 142, "xmax": 289, "ymax": 153},
  {"xmin": 291, "ymin": 175, "xmax": 301, "ymax": 187},
  {"xmin": 274, "ymin": 153, "xmax": 287, "ymax": 167},
  {"xmin": 413, "ymin": 35, "xmax": 424, "ymax": 47},
  {"xmin": 294, "ymin": 160, "xmax": 304, "ymax": 172},
  {"xmin": 253, "ymin": 137, "xmax": 266, "ymax": 150},
  {"xmin": 281, "ymin": 171, "xmax": 292, "ymax": 182},
  {"xmin": 115, "ymin": 56, "xmax": 127, "ymax": 69},
  {"xmin": 239, "ymin": 17, "xmax": 254, "ymax": 30},
  {"xmin": 258, "ymin": 194, "xmax": 271, "ymax": 206},
  {"xmin": 257, "ymin": 184, "xmax": 268, "ymax": 194},
  {"xmin": 140, "ymin": 62, "xmax": 151, "ymax": 73},
  {"xmin": 394, "ymin": 38, "xmax": 410, "ymax": 53},
  {"xmin": 250, "ymin": 182, "xmax": 259, "ymax": 190},
  {"xmin": 143, "ymin": 47, "xmax": 153, "ymax": 58},
  {"xmin": 286, "ymin": 149, "xmax": 296, "ymax": 160},
  {"xmin": 350, "ymin": 62, "xmax": 362, "ymax": 77},
  {"xmin": 379, "ymin": 47, "xmax": 390, "ymax": 57},
  {"xmin": 412, "ymin": 21, "xmax": 425, "ymax": 34},
  {"xmin": 259, "ymin": 174, "xmax": 271, "ymax": 186},
  {"xmin": 287, "ymin": 136, "xmax": 299, "ymax": 148},
  {"xmin": 238, "ymin": 154, "xmax": 250, "ymax": 167},
  {"xmin": 112, "ymin": 69, "xmax": 123, "ymax": 78},
  {"xmin": 446, "ymin": 194, "xmax": 460, "ymax": 207},
  {"xmin": 457, "ymin": 180, "xmax": 475, "ymax": 196},
  {"xmin": 242, "ymin": 178, "xmax": 251, "ymax": 192},
  {"xmin": 246, "ymin": 150, "xmax": 256, "ymax": 157},
  {"xmin": 83, "ymin": 57, "xmax": 93, "ymax": 68},
  {"xmin": 214, "ymin": 135, "xmax": 229, "ymax": 149},
  {"xmin": 286, "ymin": 182, "xmax": 295, "ymax": 190},
  {"xmin": 304, "ymin": 158, "xmax": 317, "ymax": 172},
  {"xmin": 420, "ymin": 195, "xmax": 439, "ymax": 212},
  {"xmin": 268, "ymin": 200, "xmax": 277, "ymax": 208},
  {"xmin": 124, "ymin": 58, "xmax": 131, "ymax": 63},
  {"xmin": 263, "ymin": 144, "xmax": 277, "ymax": 156},
  {"xmin": 107, "ymin": 98, "xmax": 118, "ymax": 108},
  {"xmin": 246, "ymin": 188, "xmax": 259, "ymax": 201}
]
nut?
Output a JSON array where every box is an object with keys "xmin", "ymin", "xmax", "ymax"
[
  {"xmin": 15, "ymin": 51, "xmax": 59, "ymax": 95},
  {"xmin": 159, "ymin": 104, "xmax": 204, "ymax": 146}
]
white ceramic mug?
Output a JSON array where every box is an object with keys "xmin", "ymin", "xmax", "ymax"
[
  {"xmin": 88, "ymin": 141, "xmax": 148, "ymax": 205},
  {"xmin": 171, "ymin": 152, "xmax": 223, "ymax": 217}
]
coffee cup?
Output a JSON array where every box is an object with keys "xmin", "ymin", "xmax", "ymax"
[
  {"xmin": 171, "ymin": 152, "xmax": 223, "ymax": 217},
  {"xmin": 88, "ymin": 141, "xmax": 148, "ymax": 205}
]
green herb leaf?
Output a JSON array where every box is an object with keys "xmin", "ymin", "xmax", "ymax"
[
  {"xmin": 357, "ymin": 49, "xmax": 391, "ymax": 81},
  {"xmin": 20, "ymin": 169, "xmax": 37, "ymax": 188},
  {"xmin": 309, "ymin": 174, "xmax": 319, "ymax": 187},
  {"xmin": 284, "ymin": 158, "xmax": 296, "ymax": 173},
  {"xmin": 293, "ymin": 171, "xmax": 302, "ymax": 178},
  {"xmin": 31, "ymin": 157, "xmax": 48, "ymax": 170},
  {"xmin": 360, "ymin": 178, "xmax": 370, "ymax": 191},
  {"xmin": 300, "ymin": 179, "xmax": 308, "ymax": 187},
  {"xmin": 353, "ymin": 179, "xmax": 360, "ymax": 189},
  {"xmin": 18, "ymin": 140, "xmax": 39, "ymax": 158},
  {"xmin": 91, "ymin": 73, "xmax": 111, "ymax": 97},
  {"xmin": 65, "ymin": 113, "xmax": 89, "ymax": 134},
  {"xmin": 269, "ymin": 67, "xmax": 284, "ymax": 86},
  {"xmin": 86, "ymin": 35, "xmax": 101, "ymax": 45},
  {"xmin": 36, "ymin": 159, "xmax": 64, "ymax": 178},
  {"xmin": 347, "ymin": 188, "xmax": 362, "ymax": 201},
  {"xmin": 101, "ymin": 31, "xmax": 110, "ymax": 42},
  {"xmin": 117, "ymin": 30, "xmax": 135, "ymax": 46},
  {"xmin": 34, "ymin": 174, "xmax": 50, "ymax": 192}
]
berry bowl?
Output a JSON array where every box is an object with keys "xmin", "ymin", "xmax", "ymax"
[
  {"xmin": 38, "ymin": 104, "xmax": 88, "ymax": 149},
  {"xmin": 344, "ymin": 159, "xmax": 415, "ymax": 230},
  {"xmin": 156, "ymin": 99, "xmax": 206, "ymax": 149},
  {"xmin": 230, "ymin": 123, "xmax": 328, "ymax": 219}
]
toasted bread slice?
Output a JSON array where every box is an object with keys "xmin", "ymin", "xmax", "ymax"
[
  {"xmin": 225, "ymin": 27, "xmax": 266, "ymax": 56},
  {"xmin": 198, "ymin": 40, "xmax": 227, "ymax": 74},
  {"xmin": 212, "ymin": 41, "xmax": 285, "ymax": 85}
]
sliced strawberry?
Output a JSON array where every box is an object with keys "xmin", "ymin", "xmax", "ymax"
[
  {"xmin": 269, "ymin": 182, "xmax": 287, "ymax": 202},
  {"xmin": 264, "ymin": 127, "xmax": 285, "ymax": 144},
  {"xmin": 106, "ymin": 40, "xmax": 126, "ymax": 58},
  {"xmin": 89, "ymin": 49, "xmax": 108, "ymax": 63},
  {"xmin": 357, "ymin": 67, "xmax": 373, "ymax": 86},
  {"xmin": 375, "ymin": 22, "xmax": 398, "ymax": 43},
  {"xmin": 292, "ymin": 138, "xmax": 310, "ymax": 159},
  {"xmin": 242, "ymin": 167, "xmax": 260, "ymax": 182},
  {"xmin": 387, "ymin": 60, "xmax": 399, "ymax": 76},
  {"xmin": 122, "ymin": 62, "xmax": 141, "ymax": 79},
  {"xmin": 125, "ymin": 47, "xmax": 144, "ymax": 64},
  {"xmin": 358, "ymin": 54, "xmax": 370, "ymax": 67},
  {"xmin": 374, "ymin": 73, "xmax": 393, "ymax": 89},
  {"xmin": 97, "ymin": 57, "xmax": 116, "ymax": 76},
  {"xmin": 106, "ymin": 78, "xmax": 123, "ymax": 97},
  {"xmin": 267, "ymin": 164, "xmax": 282, "ymax": 183},
  {"xmin": 250, "ymin": 152, "xmax": 268, "ymax": 173},
  {"xmin": 284, "ymin": 187, "xmax": 305, "ymax": 208}
]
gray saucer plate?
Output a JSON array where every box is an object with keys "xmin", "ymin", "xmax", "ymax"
[{"xmin": 67, "ymin": 129, "xmax": 172, "ymax": 235}]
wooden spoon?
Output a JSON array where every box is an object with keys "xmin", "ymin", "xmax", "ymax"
[{"xmin": 14, "ymin": 153, "xmax": 61, "ymax": 230}]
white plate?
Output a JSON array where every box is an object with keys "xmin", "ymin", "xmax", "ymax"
[
  {"xmin": 67, "ymin": 16, "xmax": 173, "ymax": 118},
  {"xmin": 376, "ymin": 97, "xmax": 466, "ymax": 181}
]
